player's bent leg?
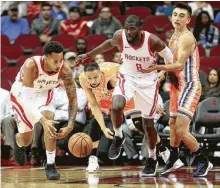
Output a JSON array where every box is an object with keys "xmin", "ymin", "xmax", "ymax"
[
  {"xmin": 41, "ymin": 110, "xmax": 60, "ymax": 180},
  {"xmin": 109, "ymin": 95, "xmax": 126, "ymax": 160},
  {"xmin": 15, "ymin": 131, "xmax": 33, "ymax": 166},
  {"xmin": 140, "ymin": 118, "xmax": 158, "ymax": 177}
]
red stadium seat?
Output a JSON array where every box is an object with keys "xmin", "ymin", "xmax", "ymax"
[
  {"xmin": 157, "ymin": 33, "xmax": 166, "ymax": 41},
  {"xmin": 1, "ymin": 78, "xmax": 11, "ymax": 91},
  {"xmin": 142, "ymin": 24, "xmax": 157, "ymax": 34},
  {"xmin": 188, "ymin": 16, "xmax": 196, "ymax": 28},
  {"xmin": 99, "ymin": 1, "xmax": 121, "ymax": 7},
  {"xmin": 16, "ymin": 56, "xmax": 32, "ymax": 68},
  {"xmin": 1, "ymin": 67, "xmax": 20, "ymax": 83},
  {"xmin": 83, "ymin": 15, "xmax": 97, "ymax": 21},
  {"xmin": 103, "ymin": 47, "xmax": 118, "ymax": 62},
  {"xmin": 87, "ymin": 35, "xmax": 108, "ymax": 51},
  {"xmin": 33, "ymin": 47, "xmax": 44, "ymax": 56},
  {"xmin": 1, "ymin": 35, "xmax": 10, "ymax": 46},
  {"xmin": 14, "ymin": 35, "xmax": 41, "ymax": 53},
  {"xmin": 52, "ymin": 35, "xmax": 76, "ymax": 52},
  {"xmin": 200, "ymin": 65, "xmax": 210, "ymax": 74},
  {"xmin": 145, "ymin": 16, "xmax": 170, "ymax": 32},
  {"xmin": 200, "ymin": 57, "xmax": 220, "ymax": 69},
  {"xmin": 212, "ymin": 23, "xmax": 220, "ymax": 32},
  {"xmin": 1, "ymin": 56, "xmax": 8, "ymax": 69},
  {"xmin": 125, "ymin": 7, "xmax": 151, "ymax": 20},
  {"xmin": 163, "ymin": 24, "xmax": 174, "ymax": 33},
  {"xmin": 1, "ymin": 45, "xmax": 23, "ymax": 64},
  {"xmin": 110, "ymin": 7, "xmax": 121, "ymax": 16},
  {"xmin": 198, "ymin": 45, "xmax": 205, "ymax": 57},
  {"xmin": 210, "ymin": 45, "xmax": 220, "ymax": 57},
  {"xmin": 208, "ymin": 1, "xmax": 220, "ymax": 9},
  {"xmin": 115, "ymin": 15, "xmax": 126, "ymax": 25}
]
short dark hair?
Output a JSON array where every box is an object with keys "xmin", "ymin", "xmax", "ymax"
[
  {"xmin": 69, "ymin": 6, "xmax": 81, "ymax": 15},
  {"xmin": 84, "ymin": 62, "xmax": 100, "ymax": 72},
  {"xmin": 124, "ymin": 15, "xmax": 142, "ymax": 26},
  {"xmin": 174, "ymin": 2, "xmax": 192, "ymax": 17},
  {"xmin": 41, "ymin": 2, "xmax": 52, "ymax": 9},
  {"xmin": 43, "ymin": 41, "xmax": 64, "ymax": 55}
]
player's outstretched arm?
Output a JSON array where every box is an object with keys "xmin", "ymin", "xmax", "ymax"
[
  {"xmin": 79, "ymin": 74, "xmax": 114, "ymax": 139},
  {"xmin": 76, "ymin": 30, "xmax": 122, "ymax": 64},
  {"xmin": 58, "ymin": 62, "xmax": 78, "ymax": 139}
]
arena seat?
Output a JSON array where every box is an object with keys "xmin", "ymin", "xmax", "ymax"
[
  {"xmin": 142, "ymin": 24, "xmax": 157, "ymax": 34},
  {"xmin": 1, "ymin": 56, "xmax": 8, "ymax": 70},
  {"xmin": 192, "ymin": 97, "xmax": 220, "ymax": 150},
  {"xmin": 52, "ymin": 35, "xmax": 76, "ymax": 52},
  {"xmin": 16, "ymin": 56, "xmax": 32, "ymax": 68},
  {"xmin": 1, "ymin": 45, "xmax": 23, "ymax": 64},
  {"xmin": 125, "ymin": 7, "xmax": 151, "ymax": 20},
  {"xmin": 210, "ymin": 45, "xmax": 220, "ymax": 57},
  {"xmin": 1, "ymin": 78, "xmax": 11, "ymax": 91},
  {"xmin": 83, "ymin": 15, "xmax": 97, "ymax": 21},
  {"xmin": 100, "ymin": 1, "xmax": 121, "ymax": 7},
  {"xmin": 198, "ymin": 45, "xmax": 205, "ymax": 57},
  {"xmin": 163, "ymin": 24, "xmax": 174, "ymax": 33},
  {"xmin": 1, "ymin": 35, "xmax": 10, "ymax": 46},
  {"xmin": 145, "ymin": 16, "xmax": 170, "ymax": 32},
  {"xmin": 14, "ymin": 35, "xmax": 41, "ymax": 54},
  {"xmin": 188, "ymin": 16, "xmax": 196, "ymax": 28},
  {"xmin": 87, "ymin": 35, "xmax": 108, "ymax": 51},
  {"xmin": 33, "ymin": 47, "xmax": 44, "ymax": 56},
  {"xmin": 200, "ymin": 57, "xmax": 220, "ymax": 69},
  {"xmin": 115, "ymin": 15, "xmax": 126, "ymax": 25},
  {"xmin": 1, "ymin": 67, "xmax": 20, "ymax": 83}
]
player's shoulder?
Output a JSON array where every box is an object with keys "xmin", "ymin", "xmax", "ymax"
[
  {"xmin": 113, "ymin": 29, "xmax": 123, "ymax": 39},
  {"xmin": 179, "ymin": 31, "xmax": 195, "ymax": 43},
  {"xmin": 24, "ymin": 57, "xmax": 36, "ymax": 69}
]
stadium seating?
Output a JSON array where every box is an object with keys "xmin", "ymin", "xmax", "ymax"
[
  {"xmin": 210, "ymin": 45, "xmax": 220, "ymax": 57},
  {"xmin": 16, "ymin": 56, "xmax": 32, "ymax": 68},
  {"xmin": 87, "ymin": 35, "xmax": 108, "ymax": 51},
  {"xmin": 1, "ymin": 78, "xmax": 11, "ymax": 91},
  {"xmin": 200, "ymin": 57, "xmax": 220, "ymax": 69},
  {"xmin": 115, "ymin": 15, "xmax": 126, "ymax": 25},
  {"xmin": 145, "ymin": 16, "xmax": 170, "ymax": 32},
  {"xmin": 125, "ymin": 7, "xmax": 151, "ymax": 20},
  {"xmin": 142, "ymin": 24, "xmax": 157, "ymax": 34},
  {"xmin": 198, "ymin": 45, "xmax": 206, "ymax": 57},
  {"xmin": 52, "ymin": 35, "xmax": 76, "ymax": 52},
  {"xmin": 1, "ymin": 35, "xmax": 10, "ymax": 46},
  {"xmin": 1, "ymin": 67, "xmax": 20, "ymax": 83},
  {"xmin": 192, "ymin": 97, "xmax": 220, "ymax": 150},
  {"xmin": 188, "ymin": 16, "xmax": 196, "ymax": 28},
  {"xmin": 1, "ymin": 56, "xmax": 8, "ymax": 70},
  {"xmin": 2, "ymin": 45, "xmax": 23, "ymax": 64},
  {"xmin": 14, "ymin": 35, "xmax": 41, "ymax": 54},
  {"xmin": 33, "ymin": 47, "xmax": 44, "ymax": 56}
]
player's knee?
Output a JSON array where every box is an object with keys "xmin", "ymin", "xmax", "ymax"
[{"xmin": 112, "ymin": 95, "xmax": 126, "ymax": 112}]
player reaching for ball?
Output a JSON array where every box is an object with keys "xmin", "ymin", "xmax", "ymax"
[
  {"xmin": 10, "ymin": 41, "xmax": 78, "ymax": 180},
  {"xmin": 76, "ymin": 15, "xmax": 182, "ymax": 176}
]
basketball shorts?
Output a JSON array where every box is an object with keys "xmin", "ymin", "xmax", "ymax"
[
  {"xmin": 113, "ymin": 72, "xmax": 159, "ymax": 119},
  {"xmin": 10, "ymin": 81, "xmax": 55, "ymax": 133},
  {"xmin": 169, "ymin": 81, "xmax": 201, "ymax": 119}
]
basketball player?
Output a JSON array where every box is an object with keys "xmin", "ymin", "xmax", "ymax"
[
  {"xmin": 10, "ymin": 41, "xmax": 78, "ymax": 180},
  {"xmin": 141, "ymin": 3, "xmax": 213, "ymax": 177},
  {"xmin": 80, "ymin": 62, "xmax": 171, "ymax": 172},
  {"xmin": 76, "ymin": 15, "xmax": 179, "ymax": 176}
]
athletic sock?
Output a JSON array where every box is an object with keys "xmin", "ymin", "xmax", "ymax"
[
  {"xmin": 46, "ymin": 150, "xmax": 56, "ymax": 164},
  {"xmin": 170, "ymin": 146, "xmax": 179, "ymax": 160},
  {"xmin": 194, "ymin": 147, "xmax": 208, "ymax": 162},
  {"xmin": 114, "ymin": 126, "xmax": 123, "ymax": 138},
  {"xmin": 148, "ymin": 147, "xmax": 157, "ymax": 160},
  {"xmin": 157, "ymin": 141, "xmax": 166, "ymax": 153}
]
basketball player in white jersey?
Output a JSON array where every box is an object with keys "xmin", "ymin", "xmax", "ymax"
[
  {"xmin": 10, "ymin": 41, "xmax": 78, "ymax": 180},
  {"xmin": 76, "ymin": 15, "xmax": 180, "ymax": 176}
]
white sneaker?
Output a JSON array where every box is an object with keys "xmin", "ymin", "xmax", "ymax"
[
  {"xmin": 159, "ymin": 148, "xmax": 170, "ymax": 163},
  {"xmin": 86, "ymin": 156, "xmax": 99, "ymax": 172}
]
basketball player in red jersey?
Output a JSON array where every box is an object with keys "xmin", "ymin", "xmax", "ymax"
[
  {"xmin": 76, "ymin": 15, "xmax": 179, "ymax": 176},
  {"xmin": 10, "ymin": 41, "xmax": 78, "ymax": 180},
  {"xmin": 142, "ymin": 3, "xmax": 213, "ymax": 177}
]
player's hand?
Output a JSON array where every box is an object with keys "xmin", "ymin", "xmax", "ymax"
[
  {"xmin": 156, "ymin": 105, "xmax": 166, "ymax": 116},
  {"xmin": 128, "ymin": 123, "xmax": 137, "ymax": 132},
  {"xmin": 57, "ymin": 126, "xmax": 73, "ymax": 139},
  {"xmin": 141, "ymin": 65, "xmax": 156, "ymax": 73},
  {"xmin": 103, "ymin": 128, "xmax": 114, "ymax": 139},
  {"xmin": 41, "ymin": 117, "xmax": 59, "ymax": 139},
  {"xmin": 75, "ymin": 53, "xmax": 89, "ymax": 65}
]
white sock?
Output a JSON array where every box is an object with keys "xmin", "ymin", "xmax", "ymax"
[
  {"xmin": 148, "ymin": 147, "xmax": 157, "ymax": 160},
  {"xmin": 114, "ymin": 126, "xmax": 123, "ymax": 138},
  {"xmin": 46, "ymin": 150, "xmax": 55, "ymax": 164}
]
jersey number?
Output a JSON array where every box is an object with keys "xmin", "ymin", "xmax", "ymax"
[{"xmin": 136, "ymin": 64, "xmax": 143, "ymax": 71}]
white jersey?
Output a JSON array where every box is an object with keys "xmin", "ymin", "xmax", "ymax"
[
  {"xmin": 15, "ymin": 56, "xmax": 63, "ymax": 93},
  {"xmin": 119, "ymin": 30, "xmax": 158, "ymax": 80}
]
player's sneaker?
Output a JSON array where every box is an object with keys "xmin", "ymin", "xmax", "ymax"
[
  {"xmin": 140, "ymin": 158, "xmax": 158, "ymax": 177},
  {"xmin": 159, "ymin": 147, "xmax": 170, "ymax": 163},
  {"xmin": 45, "ymin": 163, "xmax": 60, "ymax": 180},
  {"xmin": 14, "ymin": 138, "xmax": 26, "ymax": 166},
  {"xmin": 108, "ymin": 134, "xmax": 125, "ymax": 160},
  {"xmin": 160, "ymin": 158, "xmax": 184, "ymax": 175},
  {"xmin": 86, "ymin": 156, "xmax": 99, "ymax": 172},
  {"xmin": 192, "ymin": 161, "xmax": 213, "ymax": 177}
]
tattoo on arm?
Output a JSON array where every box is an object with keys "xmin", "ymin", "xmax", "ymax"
[{"xmin": 61, "ymin": 64, "xmax": 78, "ymax": 129}]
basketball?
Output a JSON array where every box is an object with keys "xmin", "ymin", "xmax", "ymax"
[{"xmin": 68, "ymin": 133, "xmax": 93, "ymax": 158}]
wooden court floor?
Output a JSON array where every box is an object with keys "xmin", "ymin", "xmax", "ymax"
[{"xmin": 1, "ymin": 165, "xmax": 220, "ymax": 188}]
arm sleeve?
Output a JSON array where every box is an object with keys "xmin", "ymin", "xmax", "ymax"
[{"xmin": 157, "ymin": 46, "xmax": 174, "ymax": 64}]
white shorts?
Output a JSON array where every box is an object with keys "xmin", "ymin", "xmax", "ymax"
[
  {"xmin": 113, "ymin": 72, "xmax": 159, "ymax": 119},
  {"xmin": 10, "ymin": 81, "xmax": 55, "ymax": 133}
]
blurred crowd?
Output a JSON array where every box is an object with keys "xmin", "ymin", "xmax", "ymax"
[{"xmin": 1, "ymin": 1, "xmax": 220, "ymax": 166}]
